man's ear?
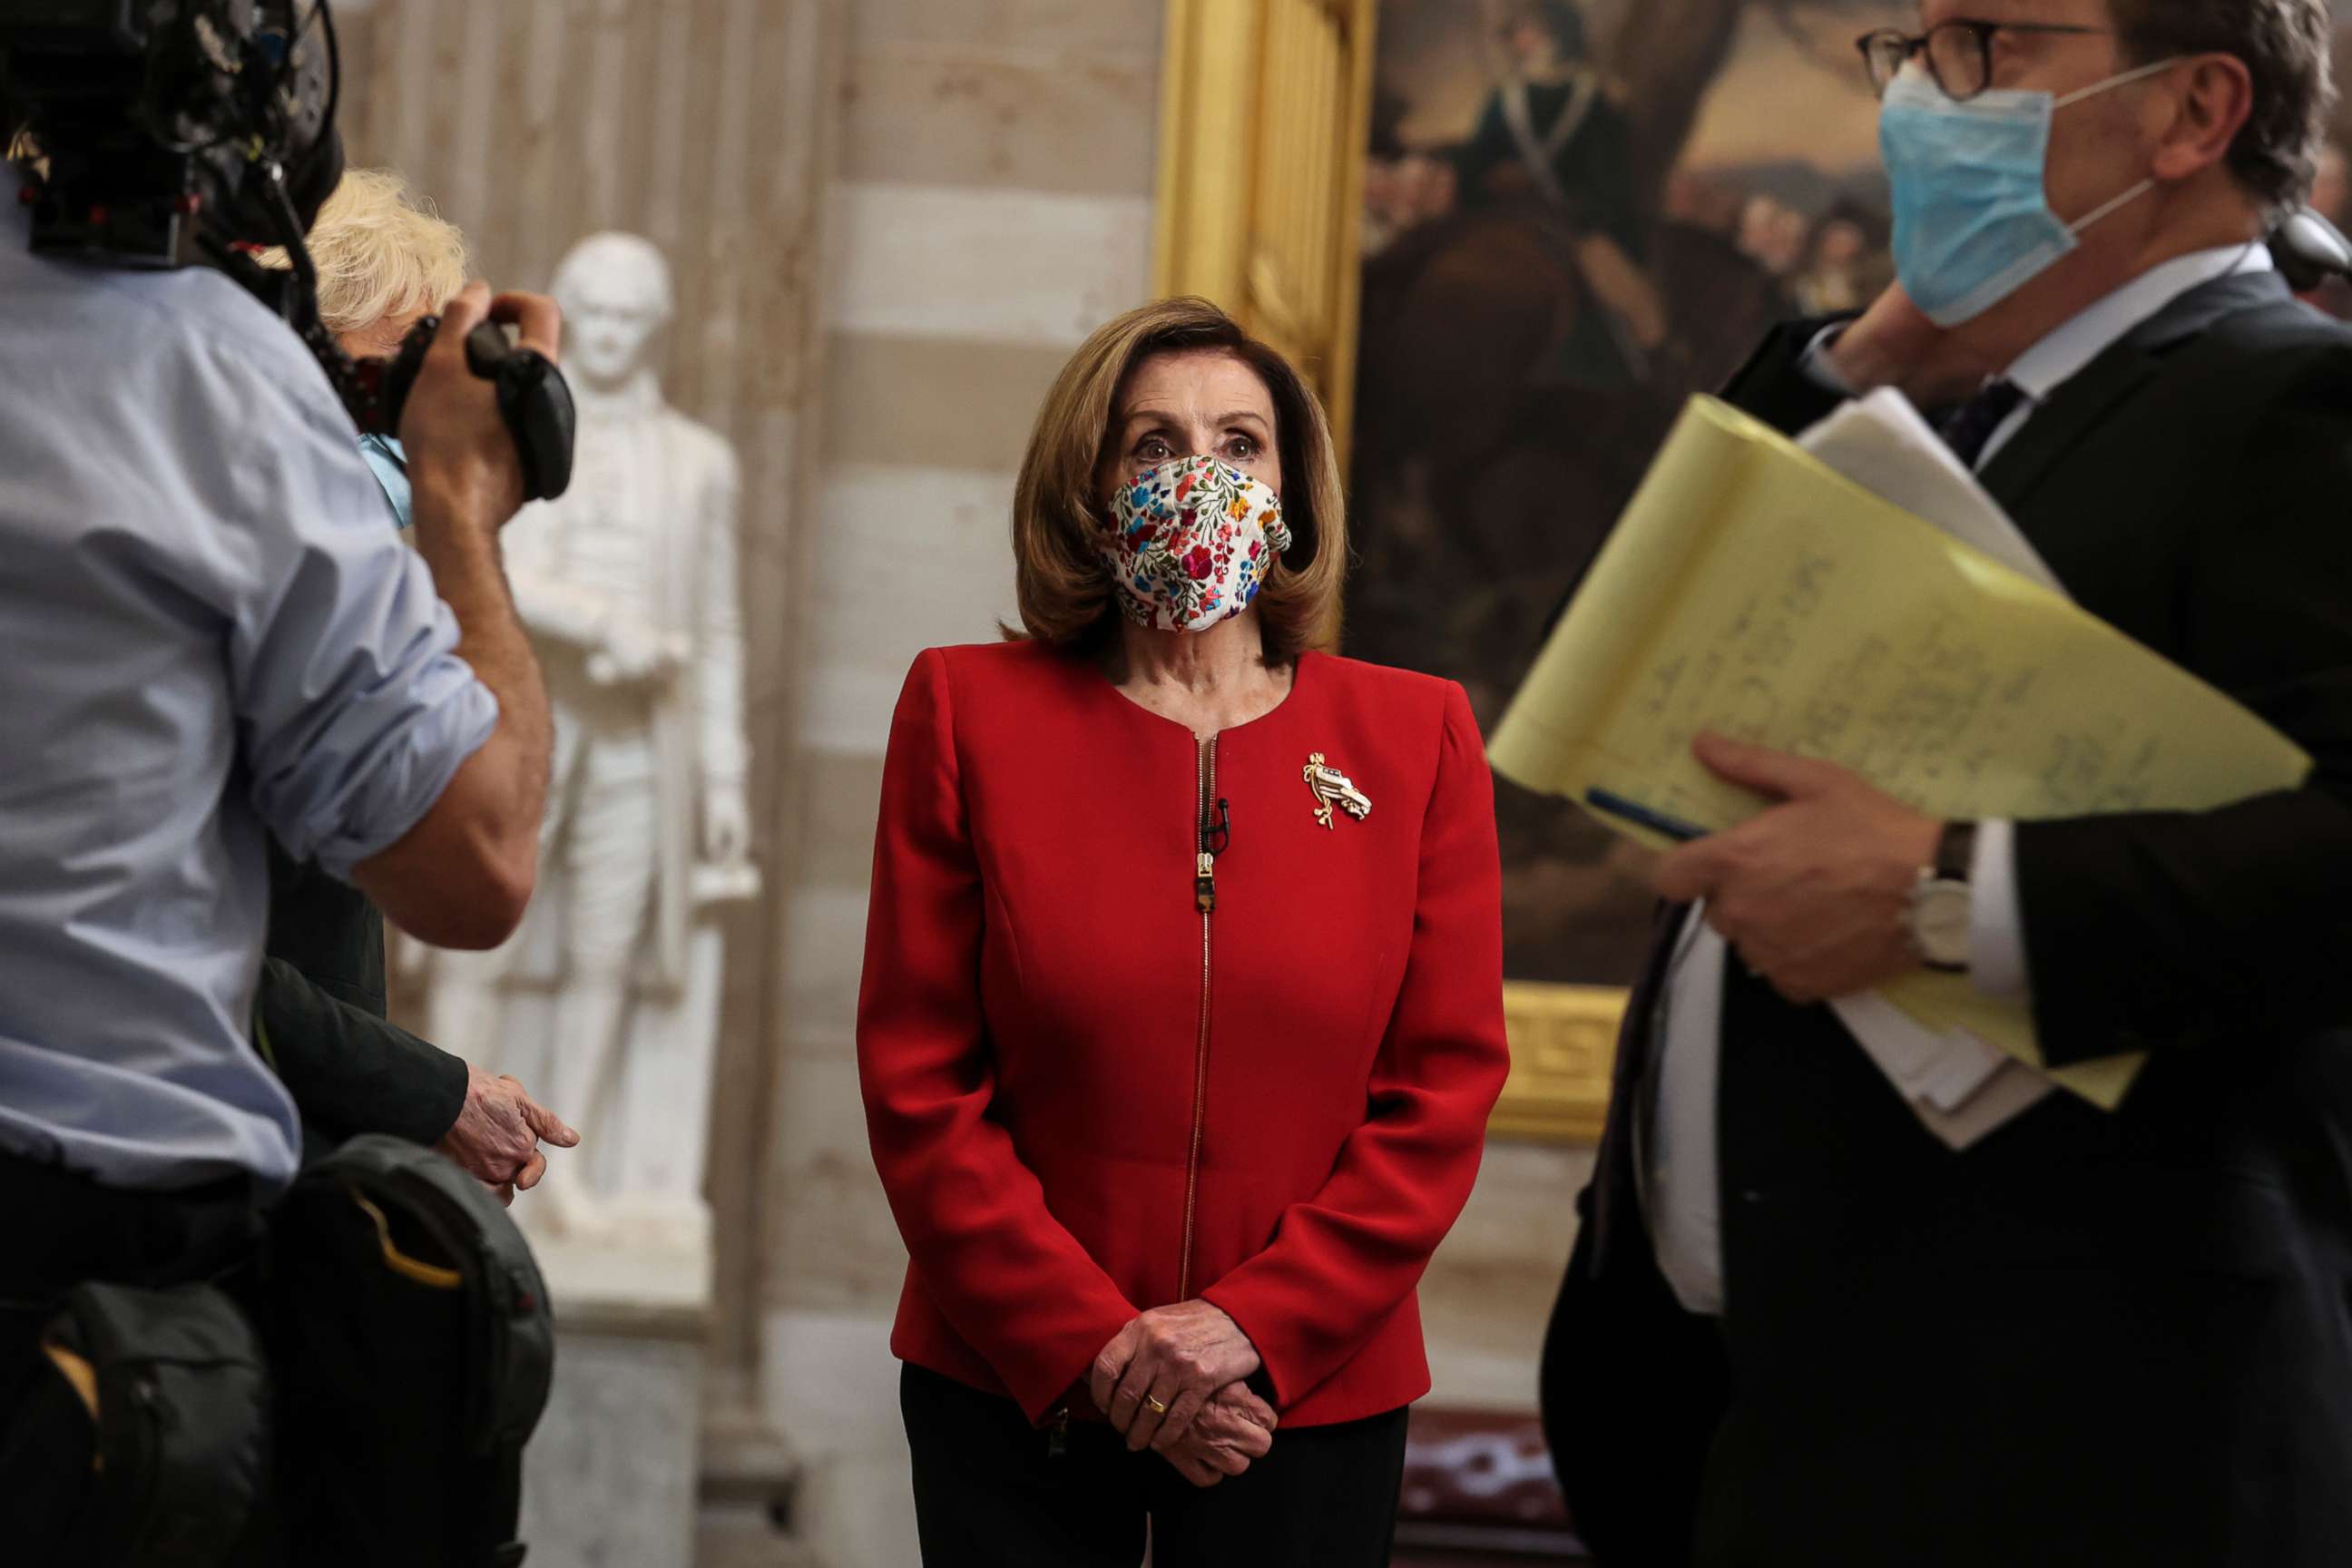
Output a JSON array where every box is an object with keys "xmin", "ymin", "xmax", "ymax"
[{"xmin": 2150, "ymin": 54, "xmax": 2255, "ymax": 185}]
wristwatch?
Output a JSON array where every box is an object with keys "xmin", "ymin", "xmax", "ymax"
[{"xmin": 1906, "ymin": 820, "xmax": 1976, "ymax": 974}]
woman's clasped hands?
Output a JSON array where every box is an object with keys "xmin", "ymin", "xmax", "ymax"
[{"xmin": 1090, "ymin": 1300, "xmax": 1278, "ymax": 1487}]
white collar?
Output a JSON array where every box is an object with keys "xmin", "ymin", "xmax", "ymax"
[{"xmin": 2003, "ymin": 241, "xmax": 2274, "ymax": 402}]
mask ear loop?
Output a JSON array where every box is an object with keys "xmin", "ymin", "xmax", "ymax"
[
  {"xmin": 2052, "ymin": 56, "xmax": 2189, "ymax": 237},
  {"xmin": 2052, "ymin": 54, "xmax": 2186, "ymax": 109},
  {"xmin": 2065, "ymin": 177, "xmax": 2158, "ymax": 236}
]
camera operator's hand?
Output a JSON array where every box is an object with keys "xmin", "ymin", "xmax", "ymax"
[{"xmin": 398, "ymin": 282, "xmax": 563, "ymax": 533}]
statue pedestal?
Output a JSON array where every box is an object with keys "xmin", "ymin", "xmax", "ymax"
[
  {"xmin": 495, "ymin": 916, "xmax": 743, "ymax": 1566},
  {"xmin": 517, "ymin": 1220, "xmax": 712, "ymax": 1568}
]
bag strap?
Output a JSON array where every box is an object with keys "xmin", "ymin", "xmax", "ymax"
[{"xmin": 482, "ymin": 1440, "xmax": 527, "ymax": 1567}]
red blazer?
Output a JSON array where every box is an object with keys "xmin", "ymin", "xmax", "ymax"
[{"xmin": 857, "ymin": 640, "xmax": 1509, "ymax": 1427}]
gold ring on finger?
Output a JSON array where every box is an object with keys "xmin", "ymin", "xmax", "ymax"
[{"xmin": 1143, "ymin": 1396, "xmax": 1169, "ymax": 1416}]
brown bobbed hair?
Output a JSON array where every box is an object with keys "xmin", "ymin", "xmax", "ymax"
[{"xmin": 1009, "ymin": 297, "xmax": 1347, "ymax": 662}]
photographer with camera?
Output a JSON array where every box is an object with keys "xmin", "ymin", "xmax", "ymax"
[
  {"xmin": 0, "ymin": 4, "xmax": 568, "ymax": 1562},
  {"xmin": 265, "ymin": 163, "xmax": 473, "ymax": 524},
  {"xmin": 254, "ymin": 166, "xmax": 580, "ymax": 1204}
]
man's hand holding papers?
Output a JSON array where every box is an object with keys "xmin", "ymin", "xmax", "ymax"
[
  {"xmin": 1653, "ymin": 734, "xmax": 1939, "ymax": 1007},
  {"xmin": 1488, "ymin": 395, "xmax": 2314, "ymax": 1114}
]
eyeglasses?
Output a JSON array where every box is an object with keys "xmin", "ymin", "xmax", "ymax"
[{"xmin": 1856, "ymin": 20, "xmax": 2113, "ymax": 102}]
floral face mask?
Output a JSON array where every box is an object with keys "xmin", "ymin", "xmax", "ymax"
[{"xmin": 1102, "ymin": 455, "xmax": 1293, "ymax": 634}]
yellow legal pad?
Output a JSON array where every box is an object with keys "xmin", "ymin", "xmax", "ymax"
[{"xmin": 1489, "ymin": 395, "xmax": 2312, "ymax": 1109}]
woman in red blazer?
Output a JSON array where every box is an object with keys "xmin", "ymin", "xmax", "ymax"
[{"xmin": 858, "ymin": 297, "xmax": 1510, "ymax": 1567}]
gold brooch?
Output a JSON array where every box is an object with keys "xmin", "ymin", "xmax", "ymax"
[{"xmin": 1303, "ymin": 752, "xmax": 1372, "ymax": 830}]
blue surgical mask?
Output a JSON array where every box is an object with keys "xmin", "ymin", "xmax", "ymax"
[
  {"xmin": 1880, "ymin": 58, "xmax": 2180, "ymax": 327},
  {"xmin": 358, "ymin": 434, "xmax": 413, "ymax": 531}
]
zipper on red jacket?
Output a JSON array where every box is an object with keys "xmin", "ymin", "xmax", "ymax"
[{"xmin": 1179, "ymin": 735, "xmax": 1220, "ymax": 1301}]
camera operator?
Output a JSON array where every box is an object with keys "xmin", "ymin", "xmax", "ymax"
[{"xmin": 0, "ymin": 53, "xmax": 554, "ymax": 1568}]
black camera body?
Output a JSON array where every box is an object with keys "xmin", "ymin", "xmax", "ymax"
[
  {"xmin": 3, "ymin": 1, "xmax": 575, "ymax": 502},
  {"xmin": 357, "ymin": 315, "xmax": 577, "ymax": 505}
]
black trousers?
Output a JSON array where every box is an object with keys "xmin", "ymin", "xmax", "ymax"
[
  {"xmin": 900, "ymin": 1363, "xmax": 1409, "ymax": 1568},
  {"xmin": 0, "ymin": 1151, "xmax": 267, "ymax": 1563}
]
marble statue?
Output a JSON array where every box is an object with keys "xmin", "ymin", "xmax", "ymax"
[{"xmin": 423, "ymin": 231, "xmax": 755, "ymax": 1261}]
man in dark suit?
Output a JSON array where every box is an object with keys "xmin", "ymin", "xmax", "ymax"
[
  {"xmin": 260, "ymin": 845, "xmax": 578, "ymax": 1200},
  {"xmin": 1540, "ymin": 4, "xmax": 2352, "ymax": 1565}
]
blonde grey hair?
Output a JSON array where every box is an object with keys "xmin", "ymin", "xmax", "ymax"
[{"xmin": 258, "ymin": 167, "xmax": 471, "ymax": 337}]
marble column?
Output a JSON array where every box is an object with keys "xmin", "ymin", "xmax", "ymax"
[{"xmin": 334, "ymin": 1, "xmax": 842, "ymax": 1561}]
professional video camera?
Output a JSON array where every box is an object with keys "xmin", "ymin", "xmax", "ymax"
[{"xmin": 0, "ymin": 0, "xmax": 572, "ymax": 499}]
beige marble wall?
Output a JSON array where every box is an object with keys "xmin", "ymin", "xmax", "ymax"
[
  {"xmin": 754, "ymin": 6, "xmax": 1164, "ymax": 1560},
  {"xmin": 328, "ymin": 0, "xmax": 844, "ymax": 1544}
]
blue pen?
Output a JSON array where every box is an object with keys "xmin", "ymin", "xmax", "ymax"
[{"xmin": 1583, "ymin": 788, "xmax": 1709, "ymax": 843}]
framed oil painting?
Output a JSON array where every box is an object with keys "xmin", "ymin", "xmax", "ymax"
[
  {"xmin": 1154, "ymin": 0, "xmax": 2211, "ymax": 1137},
  {"xmin": 1354, "ymin": 0, "xmax": 1915, "ymax": 1134}
]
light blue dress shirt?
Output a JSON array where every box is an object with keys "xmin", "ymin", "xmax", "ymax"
[
  {"xmin": 0, "ymin": 205, "xmax": 498, "ymax": 1193},
  {"xmin": 358, "ymin": 434, "xmax": 413, "ymax": 530}
]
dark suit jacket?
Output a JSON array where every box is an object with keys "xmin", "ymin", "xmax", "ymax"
[
  {"xmin": 259, "ymin": 845, "xmax": 466, "ymax": 1160},
  {"xmin": 1542, "ymin": 270, "xmax": 2352, "ymax": 1568}
]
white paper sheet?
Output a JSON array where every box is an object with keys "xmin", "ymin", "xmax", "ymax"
[
  {"xmin": 1798, "ymin": 391, "xmax": 2060, "ymax": 1149},
  {"xmin": 1799, "ymin": 389, "xmax": 2065, "ymax": 592}
]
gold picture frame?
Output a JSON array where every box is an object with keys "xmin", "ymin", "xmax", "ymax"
[
  {"xmin": 1491, "ymin": 983, "xmax": 1623, "ymax": 1143},
  {"xmin": 1154, "ymin": 0, "xmax": 1377, "ymax": 463},
  {"xmin": 1153, "ymin": 0, "xmax": 1622, "ymax": 1143}
]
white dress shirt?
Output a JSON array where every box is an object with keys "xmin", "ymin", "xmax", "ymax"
[{"xmin": 1641, "ymin": 242, "xmax": 2278, "ymax": 1316}]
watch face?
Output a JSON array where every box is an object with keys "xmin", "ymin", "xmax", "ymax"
[{"xmin": 1913, "ymin": 880, "xmax": 1972, "ymax": 967}]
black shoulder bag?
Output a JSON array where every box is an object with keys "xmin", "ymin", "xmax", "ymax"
[{"xmin": 262, "ymin": 1133, "xmax": 555, "ymax": 1568}]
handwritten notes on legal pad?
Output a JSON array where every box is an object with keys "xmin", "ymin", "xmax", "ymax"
[{"xmin": 1488, "ymin": 395, "xmax": 2311, "ymax": 1108}]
